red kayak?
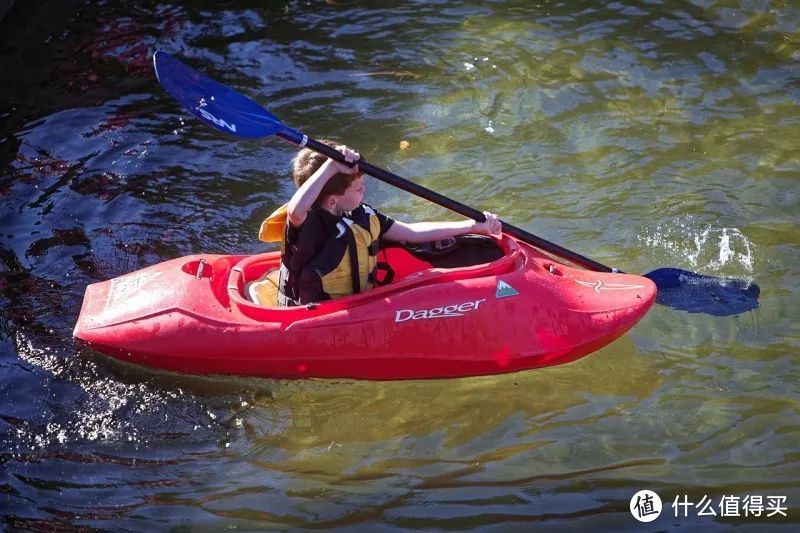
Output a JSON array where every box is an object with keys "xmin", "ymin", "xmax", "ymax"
[{"xmin": 73, "ymin": 234, "xmax": 656, "ymax": 380}]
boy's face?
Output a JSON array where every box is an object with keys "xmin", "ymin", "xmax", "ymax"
[{"xmin": 334, "ymin": 175, "xmax": 365, "ymax": 212}]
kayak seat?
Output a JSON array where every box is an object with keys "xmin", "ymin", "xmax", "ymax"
[{"xmin": 245, "ymin": 267, "xmax": 280, "ymax": 307}]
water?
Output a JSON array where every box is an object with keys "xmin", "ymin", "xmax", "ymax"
[{"xmin": 1, "ymin": 0, "xmax": 798, "ymax": 529}]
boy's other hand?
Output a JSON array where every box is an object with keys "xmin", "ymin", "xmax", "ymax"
[{"xmin": 473, "ymin": 211, "xmax": 502, "ymax": 237}]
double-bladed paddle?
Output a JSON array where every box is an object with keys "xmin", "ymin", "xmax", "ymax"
[{"xmin": 153, "ymin": 50, "xmax": 759, "ymax": 316}]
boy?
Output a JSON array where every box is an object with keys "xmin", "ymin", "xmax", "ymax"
[{"xmin": 276, "ymin": 142, "xmax": 501, "ymax": 307}]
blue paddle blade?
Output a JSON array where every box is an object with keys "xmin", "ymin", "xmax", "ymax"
[
  {"xmin": 153, "ymin": 50, "xmax": 284, "ymax": 138},
  {"xmin": 644, "ymin": 267, "xmax": 760, "ymax": 316}
]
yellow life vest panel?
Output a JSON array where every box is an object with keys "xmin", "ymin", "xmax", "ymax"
[
  {"xmin": 318, "ymin": 213, "xmax": 382, "ymax": 300},
  {"xmin": 258, "ymin": 203, "xmax": 289, "ymax": 244}
]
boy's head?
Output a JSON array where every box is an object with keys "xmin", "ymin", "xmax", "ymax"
[{"xmin": 292, "ymin": 140, "xmax": 364, "ymax": 211}]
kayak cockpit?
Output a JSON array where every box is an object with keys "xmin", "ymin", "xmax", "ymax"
[{"xmin": 227, "ymin": 234, "xmax": 518, "ymax": 317}]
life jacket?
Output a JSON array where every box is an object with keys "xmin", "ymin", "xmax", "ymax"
[{"xmin": 260, "ymin": 204, "xmax": 387, "ymax": 306}]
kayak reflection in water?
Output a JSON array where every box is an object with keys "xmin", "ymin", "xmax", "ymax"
[{"xmin": 258, "ymin": 141, "xmax": 502, "ymax": 307}]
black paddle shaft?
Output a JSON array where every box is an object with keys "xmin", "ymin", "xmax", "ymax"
[{"xmin": 295, "ymin": 136, "xmax": 614, "ymax": 273}]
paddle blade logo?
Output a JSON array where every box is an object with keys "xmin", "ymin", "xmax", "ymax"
[
  {"xmin": 495, "ymin": 280, "xmax": 519, "ymax": 299},
  {"xmin": 197, "ymin": 107, "xmax": 237, "ymax": 133}
]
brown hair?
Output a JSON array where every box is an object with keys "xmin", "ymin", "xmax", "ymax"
[{"xmin": 292, "ymin": 140, "xmax": 360, "ymax": 207}]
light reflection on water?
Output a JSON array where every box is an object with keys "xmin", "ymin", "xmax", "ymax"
[{"xmin": 1, "ymin": 0, "xmax": 798, "ymax": 529}]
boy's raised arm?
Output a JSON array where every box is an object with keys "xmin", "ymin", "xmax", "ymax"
[{"xmin": 286, "ymin": 159, "xmax": 336, "ymax": 227}]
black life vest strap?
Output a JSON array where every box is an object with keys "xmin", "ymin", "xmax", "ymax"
[
  {"xmin": 368, "ymin": 261, "xmax": 395, "ymax": 286},
  {"xmin": 277, "ymin": 263, "xmax": 302, "ymax": 307},
  {"xmin": 346, "ymin": 229, "xmax": 361, "ymax": 294}
]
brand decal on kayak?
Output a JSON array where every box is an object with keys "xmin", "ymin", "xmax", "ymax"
[
  {"xmin": 108, "ymin": 272, "xmax": 163, "ymax": 307},
  {"xmin": 495, "ymin": 280, "xmax": 519, "ymax": 299},
  {"xmin": 395, "ymin": 299, "xmax": 486, "ymax": 322},
  {"xmin": 197, "ymin": 107, "xmax": 237, "ymax": 133},
  {"xmin": 575, "ymin": 279, "xmax": 646, "ymax": 293}
]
